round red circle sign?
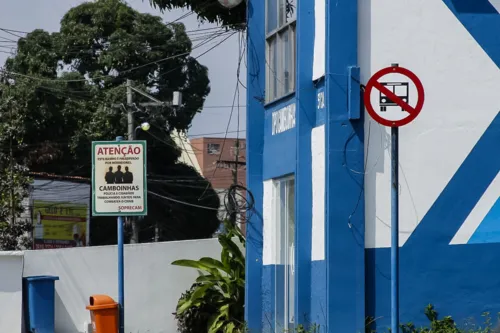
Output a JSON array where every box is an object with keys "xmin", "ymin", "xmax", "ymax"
[{"xmin": 364, "ymin": 66, "xmax": 425, "ymax": 127}]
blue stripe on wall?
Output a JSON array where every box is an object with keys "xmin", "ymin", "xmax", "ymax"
[
  {"xmin": 316, "ymin": 81, "xmax": 326, "ymax": 127},
  {"xmin": 325, "ymin": 0, "xmax": 364, "ymax": 332},
  {"xmin": 367, "ymin": 112, "xmax": 500, "ymax": 330},
  {"xmin": 442, "ymin": 0, "xmax": 500, "ymax": 69},
  {"xmin": 263, "ymin": 97, "xmax": 297, "ymax": 180},
  {"xmin": 295, "ymin": 0, "xmax": 316, "ymax": 327},
  {"xmin": 261, "ymin": 265, "xmax": 275, "ymax": 333},
  {"xmin": 245, "ymin": 0, "xmax": 266, "ymax": 331},
  {"xmin": 310, "ymin": 261, "xmax": 327, "ymax": 331},
  {"xmin": 405, "ymin": 113, "xmax": 500, "ymax": 248},
  {"xmin": 469, "ymin": 197, "xmax": 500, "ymax": 244}
]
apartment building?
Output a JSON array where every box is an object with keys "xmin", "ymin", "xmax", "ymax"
[{"xmin": 190, "ymin": 137, "xmax": 246, "ymax": 233}]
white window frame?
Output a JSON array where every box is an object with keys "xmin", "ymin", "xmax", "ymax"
[
  {"xmin": 272, "ymin": 175, "xmax": 295, "ymax": 331},
  {"xmin": 266, "ymin": 0, "xmax": 297, "ymax": 102}
]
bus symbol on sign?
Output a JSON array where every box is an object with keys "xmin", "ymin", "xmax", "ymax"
[{"xmin": 379, "ymin": 82, "xmax": 409, "ymax": 112}]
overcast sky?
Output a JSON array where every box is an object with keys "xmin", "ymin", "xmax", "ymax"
[{"xmin": 0, "ymin": 0, "xmax": 246, "ymax": 139}]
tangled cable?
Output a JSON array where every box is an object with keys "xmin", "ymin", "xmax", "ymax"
[{"xmin": 223, "ymin": 184, "xmax": 255, "ymax": 222}]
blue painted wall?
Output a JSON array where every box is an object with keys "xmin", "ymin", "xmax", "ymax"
[
  {"xmin": 245, "ymin": 0, "xmax": 331, "ymax": 330},
  {"xmin": 295, "ymin": 0, "xmax": 315, "ymax": 328},
  {"xmin": 366, "ymin": 114, "xmax": 500, "ymax": 330},
  {"xmin": 365, "ymin": 1, "xmax": 500, "ymax": 331},
  {"xmin": 324, "ymin": 0, "xmax": 364, "ymax": 332},
  {"xmin": 245, "ymin": 0, "xmax": 265, "ymax": 330},
  {"xmin": 247, "ymin": 0, "xmax": 500, "ymax": 331},
  {"xmin": 263, "ymin": 97, "xmax": 296, "ymax": 180},
  {"xmin": 246, "ymin": 0, "xmax": 363, "ymax": 331}
]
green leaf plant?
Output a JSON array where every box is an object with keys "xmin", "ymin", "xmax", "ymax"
[
  {"xmin": 366, "ymin": 305, "xmax": 500, "ymax": 333},
  {"xmin": 173, "ymin": 219, "xmax": 246, "ymax": 333}
]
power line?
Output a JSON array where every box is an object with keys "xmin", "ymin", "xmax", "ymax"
[
  {"xmin": 189, "ymin": 129, "xmax": 246, "ymax": 137},
  {"xmin": 197, "ymin": 32, "xmax": 245, "ymax": 201},
  {"xmin": 148, "ymin": 190, "xmax": 219, "ymax": 211},
  {"xmin": 202, "ymin": 105, "xmax": 247, "ymax": 108},
  {"xmin": 156, "ymin": 31, "xmax": 237, "ymax": 82},
  {"xmin": 0, "ymin": 28, "xmax": 233, "ymax": 83}
]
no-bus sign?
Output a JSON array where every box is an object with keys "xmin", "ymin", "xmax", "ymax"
[
  {"xmin": 364, "ymin": 66, "xmax": 425, "ymax": 127},
  {"xmin": 92, "ymin": 141, "xmax": 148, "ymax": 216}
]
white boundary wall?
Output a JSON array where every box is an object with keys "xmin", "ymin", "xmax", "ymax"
[{"xmin": 0, "ymin": 238, "xmax": 224, "ymax": 333}]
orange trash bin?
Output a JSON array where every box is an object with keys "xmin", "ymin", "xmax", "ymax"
[{"xmin": 86, "ymin": 295, "xmax": 119, "ymax": 333}]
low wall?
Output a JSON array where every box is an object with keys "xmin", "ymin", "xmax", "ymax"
[
  {"xmin": 0, "ymin": 238, "xmax": 224, "ymax": 333},
  {"xmin": 0, "ymin": 252, "xmax": 24, "ymax": 333}
]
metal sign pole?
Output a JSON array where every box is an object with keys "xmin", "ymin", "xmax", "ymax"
[
  {"xmin": 92, "ymin": 136, "xmax": 148, "ymax": 333},
  {"xmin": 116, "ymin": 136, "xmax": 125, "ymax": 333},
  {"xmin": 391, "ymin": 126, "xmax": 399, "ymax": 333},
  {"xmin": 118, "ymin": 215, "xmax": 125, "ymax": 333},
  {"xmin": 364, "ymin": 63, "xmax": 425, "ymax": 333}
]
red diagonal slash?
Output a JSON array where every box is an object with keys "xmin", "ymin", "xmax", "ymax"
[{"xmin": 372, "ymin": 81, "xmax": 416, "ymax": 114}]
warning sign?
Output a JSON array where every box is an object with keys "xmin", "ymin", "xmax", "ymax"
[{"xmin": 92, "ymin": 141, "xmax": 147, "ymax": 216}]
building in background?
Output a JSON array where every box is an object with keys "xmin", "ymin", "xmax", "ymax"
[
  {"xmin": 171, "ymin": 130, "xmax": 203, "ymax": 175},
  {"xmin": 190, "ymin": 137, "xmax": 246, "ymax": 233}
]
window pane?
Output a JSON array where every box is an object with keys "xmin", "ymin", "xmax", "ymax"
[
  {"xmin": 279, "ymin": 180, "xmax": 287, "ymax": 264},
  {"xmin": 287, "ymin": 179, "xmax": 295, "ymax": 246},
  {"xmin": 273, "ymin": 177, "xmax": 295, "ymax": 331},
  {"xmin": 278, "ymin": 0, "xmax": 285, "ymax": 27},
  {"xmin": 291, "ymin": 25, "xmax": 296, "ymax": 92},
  {"xmin": 267, "ymin": 37, "xmax": 278, "ymax": 100},
  {"xmin": 280, "ymin": 29, "xmax": 291, "ymax": 95},
  {"xmin": 267, "ymin": 0, "xmax": 277, "ymax": 33},
  {"xmin": 286, "ymin": 0, "xmax": 297, "ymax": 23},
  {"xmin": 286, "ymin": 178, "xmax": 295, "ymax": 327},
  {"xmin": 207, "ymin": 143, "xmax": 220, "ymax": 154},
  {"xmin": 274, "ymin": 180, "xmax": 285, "ymax": 329}
]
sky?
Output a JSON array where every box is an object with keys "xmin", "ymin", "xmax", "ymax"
[{"xmin": 0, "ymin": 0, "xmax": 246, "ymax": 139}]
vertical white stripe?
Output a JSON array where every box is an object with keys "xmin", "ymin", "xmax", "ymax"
[
  {"xmin": 312, "ymin": 0, "xmax": 326, "ymax": 80},
  {"xmin": 311, "ymin": 125, "xmax": 326, "ymax": 260},
  {"xmin": 263, "ymin": 180, "xmax": 275, "ymax": 265}
]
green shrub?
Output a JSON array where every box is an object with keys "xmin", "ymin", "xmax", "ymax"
[
  {"xmin": 366, "ymin": 305, "xmax": 500, "ymax": 333},
  {"xmin": 173, "ymin": 220, "xmax": 246, "ymax": 333}
]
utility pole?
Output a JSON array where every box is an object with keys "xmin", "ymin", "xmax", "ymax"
[
  {"xmin": 114, "ymin": 81, "xmax": 181, "ymax": 243},
  {"xmin": 215, "ymin": 140, "xmax": 245, "ymax": 227},
  {"xmin": 126, "ymin": 79, "xmax": 140, "ymax": 244},
  {"xmin": 229, "ymin": 139, "xmax": 240, "ymax": 225}
]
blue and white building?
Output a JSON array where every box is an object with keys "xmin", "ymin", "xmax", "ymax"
[{"xmin": 245, "ymin": 0, "xmax": 500, "ymax": 332}]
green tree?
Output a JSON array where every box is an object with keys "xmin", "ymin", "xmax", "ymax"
[
  {"xmin": 147, "ymin": 0, "xmax": 295, "ymax": 30},
  {"xmin": 0, "ymin": 92, "xmax": 33, "ymax": 250},
  {"xmin": 149, "ymin": 0, "xmax": 246, "ymax": 30},
  {"xmin": 1, "ymin": 0, "xmax": 221, "ymax": 245}
]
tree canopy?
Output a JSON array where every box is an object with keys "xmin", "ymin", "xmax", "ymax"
[
  {"xmin": 148, "ymin": 0, "xmax": 246, "ymax": 30},
  {"xmin": 0, "ymin": 0, "xmax": 221, "ymax": 246}
]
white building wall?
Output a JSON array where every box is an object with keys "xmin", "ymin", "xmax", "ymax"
[{"xmin": 359, "ymin": 0, "xmax": 500, "ymax": 248}]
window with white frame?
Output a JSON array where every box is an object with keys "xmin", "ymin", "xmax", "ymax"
[
  {"xmin": 273, "ymin": 176, "xmax": 295, "ymax": 330},
  {"xmin": 207, "ymin": 143, "xmax": 220, "ymax": 155},
  {"xmin": 266, "ymin": 0, "xmax": 297, "ymax": 102}
]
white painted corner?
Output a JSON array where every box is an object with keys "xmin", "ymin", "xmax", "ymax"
[{"xmin": 312, "ymin": 125, "xmax": 326, "ymax": 260}]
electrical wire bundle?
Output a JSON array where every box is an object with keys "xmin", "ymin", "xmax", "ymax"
[{"xmin": 223, "ymin": 184, "xmax": 255, "ymax": 223}]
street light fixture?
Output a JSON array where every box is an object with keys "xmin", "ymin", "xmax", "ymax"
[{"xmin": 135, "ymin": 122, "xmax": 150, "ymax": 138}]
